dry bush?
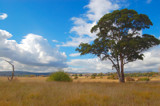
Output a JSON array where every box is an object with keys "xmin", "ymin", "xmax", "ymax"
[
  {"xmin": 74, "ymin": 74, "xmax": 78, "ymax": 79},
  {"xmin": 91, "ymin": 73, "xmax": 97, "ymax": 79},
  {"xmin": 126, "ymin": 77, "xmax": 135, "ymax": 82},
  {"xmin": 30, "ymin": 75, "xmax": 36, "ymax": 77},
  {"xmin": 107, "ymin": 74, "xmax": 118, "ymax": 80}
]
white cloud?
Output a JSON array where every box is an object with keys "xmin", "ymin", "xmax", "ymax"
[
  {"xmin": 65, "ymin": 58, "xmax": 113, "ymax": 73},
  {"xmin": 70, "ymin": 17, "xmax": 96, "ymax": 37},
  {"xmin": 0, "ymin": 29, "xmax": 67, "ymax": 72},
  {"xmin": 0, "ymin": 13, "xmax": 8, "ymax": 20},
  {"xmin": 52, "ymin": 40, "xmax": 58, "ymax": 43},
  {"xmin": 85, "ymin": 0, "xmax": 119, "ymax": 21},
  {"xmin": 62, "ymin": 36, "xmax": 95, "ymax": 47},
  {"xmin": 69, "ymin": 53, "xmax": 80, "ymax": 57},
  {"xmin": 0, "ymin": 59, "xmax": 59, "ymax": 72},
  {"xmin": 66, "ymin": 46, "xmax": 160, "ymax": 73},
  {"xmin": 146, "ymin": 0, "xmax": 152, "ymax": 4},
  {"xmin": 125, "ymin": 46, "xmax": 160, "ymax": 72},
  {"xmin": 62, "ymin": 0, "xmax": 120, "ymax": 47}
]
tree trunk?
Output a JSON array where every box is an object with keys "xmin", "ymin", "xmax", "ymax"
[
  {"xmin": 116, "ymin": 67, "xmax": 125, "ymax": 83},
  {"xmin": 116, "ymin": 69, "xmax": 122, "ymax": 82},
  {"xmin": 119, "ymin": 54, "xmax": 125, "ymax": 83},
  {"xmin": 5, "ymin": 60, "xmax": 15, "ymax": 81},
  {"xmin": 120, "ymin": 68, "xmax": 125, "ymax": 83},
  {"xmin": 10, "ymin": 65, "xmax": 15, "ymax": 80}
]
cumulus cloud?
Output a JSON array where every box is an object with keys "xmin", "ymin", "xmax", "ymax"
[
  {"xmin": 0, "ymin": 59, "xmax": 60, "ymax": 72},
  {"xmin": 61, "ymin": 0, "xmax": 159, "ymax": 73},
  {"xmin": 61, "ymin": 0, "xmax": 120, "ymax": 47},
  {"xmin": 85, "ymin": 0, "xmax": 119, "ymax": 21},
  {"xmin": 65, "ymin": 46, "xmax": 160, "ymax": 73},
  {"xmin": 65, "ymin": 58, "xmax": 113, "ymax": 73},
  {"xmin": 0, "ymin": 13, "xmax": 8, "ymax": 20},
  {"xmin": 0, "ymin": 29, "xmax": 67, "ymax": 72},
  {"xmin": 125, "ymin": 46, "xmax": 160, "ymax": 72}
]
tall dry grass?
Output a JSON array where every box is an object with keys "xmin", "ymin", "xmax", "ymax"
[{"xmin": 0, "ymin": 77, "xmax": 160, "ymax": 106}]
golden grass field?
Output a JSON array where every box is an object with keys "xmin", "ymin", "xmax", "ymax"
[{"xmin": 0, "ymin": 76, "xmax": 160, "ymax": 106}]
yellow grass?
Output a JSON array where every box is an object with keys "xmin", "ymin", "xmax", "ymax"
[
  {"xmin": 0, "ymin": 76, "xmax": 160, "ymax": 106},
  {"xmin": 72, "ymin": 76, "xmax": 119, "ymax": 83}
]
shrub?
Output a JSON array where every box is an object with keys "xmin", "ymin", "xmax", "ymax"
[
  {"xmin": 74, "ymin": 74, "xmax": 78, "ymax": 79},
  {"xmin": 98, "ymin": 73, "xmax": 104, "ymax": 78},
  {"xmin": 47, "ymin": 71, "xmax": 72, "ymax": 82},
  {"xmin": 91, "ymin": 73, "xmax": 97, "ymax": 79},
  {"xmin": 79, "ymin": 74, "xmax": 83, "ymax": 77},
  {"xmin": 126, "ymin": 77, "xmax": 135, "ymax": 82},
  {"xmin": 30, "ymin": 75, "xmax": 36, "ymax": 77},
  {"xmin": 137, "ymin": 77, "xmax": 150, "ymax": 82},
  {"xmin": 107, "ymin": 74, "xmax": 118, "ymax": 80},
  {"xmin": 91, "ymin": 75, "xmax": 96, "ymax": 79}
]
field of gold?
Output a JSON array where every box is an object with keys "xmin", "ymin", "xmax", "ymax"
[{"xmin": 0, "ymin": 76, "xmax": 160, "ymax": 106}]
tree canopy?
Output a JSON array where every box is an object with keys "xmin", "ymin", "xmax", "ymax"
[{"xmin": 76, "ymin": 9, "xmax": 160, "ymax": 83}]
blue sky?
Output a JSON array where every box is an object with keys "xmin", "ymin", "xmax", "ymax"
[{"xmin": 0, "ymin": 0, "xmax": 160, "ymax": 73}]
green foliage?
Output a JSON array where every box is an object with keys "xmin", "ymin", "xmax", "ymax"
[
  {"xmin": 98, "ymin": 73, "xmax": 104, "ymax": 78},
  {"xmin": 76, "ymin": 8, "xmax": 160, "ymax": 82},
  {"xmin": 91, "ymin": 73, "xmax": 97, "ymax": 79},
  {"xmin": 125, "ymin": 72, "xmax": 158, "ymax": 77},
  {"xmin": 107, "ymin": 73, "xmax": 118, "ymax": 80},
  {"xmin": 126, "ymin": 77, "xmax": 135, "ymax": 82},
  {"xmin": 76, "ymin": 9, "xmax": 160, "ymax": 62},
  {"xmin": 47, "ymin": 71, "xmax": 72, "ymax": 82},
  {"xmin": 30, "ymin": 75, "xmax": 36, "ymax": 77},
  {"xmin": 98, "ymin": 73, "xmax": 104, "ymax": 76},
  {"xmin": 137, "ymin": 77, "xmax": 150, "ymax": 81}
]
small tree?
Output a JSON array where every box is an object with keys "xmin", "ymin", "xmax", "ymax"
[{"xmin": 76, "ymin": 9, "xmax": 160, "ymax": 83}]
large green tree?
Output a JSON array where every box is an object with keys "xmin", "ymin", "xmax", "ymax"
[{"xmin": 76, "ymin": 9, "xmax": 160, "ymax": 83}]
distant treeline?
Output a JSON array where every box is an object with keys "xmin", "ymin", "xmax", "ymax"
[{"xmin": 107, "ymin": 72, "xmax": 159, "ymax": 79}]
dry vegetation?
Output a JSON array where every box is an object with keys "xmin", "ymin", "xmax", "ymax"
[{"xmin": 0, "ymin": 76, "xmax": 160, "ymax": 106}]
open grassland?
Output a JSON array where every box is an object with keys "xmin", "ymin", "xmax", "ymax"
[{"xmin": 0, "ymin": 77, "xmax": 160, "ymax": 106}]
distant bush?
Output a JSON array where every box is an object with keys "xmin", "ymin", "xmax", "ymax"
[
  {"xmin": 91, "ymin": 75, "xmax": 96, "ymax": 79},
  {"xmin": 85, "ymin": 74, "xmax": 89, "ymax": 78},
  {"xmin": 47, "ymin": 71, "xmax": 72, "ymax": 82},
  {"xmin": 126, "ymin": 77, "xmax": 135, "ymax": 82},
  {"xmin": 74, "ymin": 74, "xmax": 78, "ymax": 79},
  {"xmin": 91, "ymin": 73, "xmax": 97, "ymax": 79},
  {"xmin": 30, "ymin": 75, "xmax": 36, "ymax": 77},
  {"xmin": 125, "ymin": 72, "xmax": 158, "ymax": 77},
  {"xmin": 79, "ymin": 74, "xmax": 83, "ymax": 77},
  {"xmin": 41, "ymin": 75, "xmax": 47, "ymax": 77},
  {"xmin": 137, "ymin": 77, "xmax": 150, "ymax": 82},
  {"xmin": 107, "ymin": 74, "xmax": 118, "ymax": 80},
  {"xmin": 98, "ymin": 73, "xmax": 104, "ymax": 78}
]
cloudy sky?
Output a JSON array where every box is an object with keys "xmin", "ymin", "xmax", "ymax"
[{"xmin": 0, "ymin": 0, "xmax": 160, "ymax": 73}]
